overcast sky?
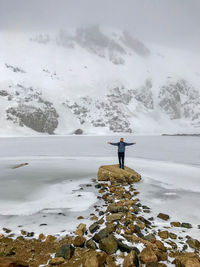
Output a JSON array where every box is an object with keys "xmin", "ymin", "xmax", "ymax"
[{"xmin": 0, "ymin": 0, "xmax": 199, "ymax": 51}]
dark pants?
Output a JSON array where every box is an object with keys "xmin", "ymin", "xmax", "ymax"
[{"xmin": 118, "ymin": 152, "xmax": 125, "ymax": 169}]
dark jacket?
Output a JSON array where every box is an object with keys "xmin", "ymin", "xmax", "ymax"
[{"xmin": 110, "ymin": 141, "xmax": 134, "ymax": 152}]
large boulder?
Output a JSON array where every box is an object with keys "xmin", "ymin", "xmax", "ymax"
[{"xmin": 97, "ymin": 165, "xmax": 141, "ymax": 184}]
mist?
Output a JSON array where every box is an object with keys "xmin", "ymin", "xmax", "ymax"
[{"xmin": 0, "ymin": 0, "xmax": 200, "ymax": 51}]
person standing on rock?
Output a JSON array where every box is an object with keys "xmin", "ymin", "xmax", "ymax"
[{"xmin": 108, "ymin": 138, "xmax": 136, "ymax": 169}]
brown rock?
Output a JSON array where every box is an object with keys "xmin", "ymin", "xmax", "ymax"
[
  {"xmin": 173, "ymin": 252, "xmax": 200, "ymax": 267},
  {"xmin": 73, "ymin": 236, "xmax": 86, "ymax": 247},
  {"xmin": 99, "ymin": 236, "xmax": 118, "ymax": 255},
  {"xmin": 82, "ymin": 250, "xmax": 107, "ymax": 267},
  {"xmin": 46, "ymin": 235, "xmax": 56, "ymax": 242},
  {"xmin": 106, "ymin": 213, "xmax": 123, "ymax": 222},
  {"xmin": 170, "ymin": 221, "xmax": 181, "ymax": 227},
  {"xmin": 38, "ymin": 233, "xmax": 46, "ymax": 241},
  {"xmin": 157, "ymin": 213, "xmax": 170, "ymax": 221},
  {"xmin": 155, "ymin": 240, "xmax": 166, "ymax": 252},
  {"xmin": 49, "ymin": 257, "xmax": 65, "ymax": 265},
  {"xmin": 158, "ymin": 231, "xmax": 169, "ymax": 239},
  {"xmin": 169, "ymin": 232, "xmax": 177, "ymax": 239},
  {"xmin": 74, "ymin": 223, "xmax": 86, "ymax": 236},
  {"xmin": 97, "ymin": 165, "xmax": 141, "ymax": 184},
  {"xmin": 139, "ymin": 247, "xmax": 158, "ymax": 264},
  {"xmin": 123, "ymin": 250, "xmax": 139, "ymax": 267}
]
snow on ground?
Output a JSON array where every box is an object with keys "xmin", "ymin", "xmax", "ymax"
[{"xmin": 0, "ymin": 135, "xmax": 199, "ymax": 239}]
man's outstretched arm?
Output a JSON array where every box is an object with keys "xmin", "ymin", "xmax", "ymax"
[
  {"xmin": 124, "ymin": 142, "xmax": 136, "ymax": 146},
  {"xmin": 108, "ymin": 142, "xmax": 119, "ymax": 146}
]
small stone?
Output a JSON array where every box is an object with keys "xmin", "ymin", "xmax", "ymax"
[
  {"xmin": 95, "ymin": 184, "xmax": 101, "ymax": 189},
  {"xmin": 77, "ymin": 216, "xmax": 84, "ymax": 220},
  {"xmin": 186, "ymin": 237, "xmax": 200, "ymax": 250},
  {"xmin": 106, "ymin": 213, "xmax": 123, "ymax": 222},
  {"xmin": 73, "ymin": 236, "xmax": 86, "ymax": 247},
  {"xmin": 181, "ymin": 222, "xmax": 192, "ymax": 229},
  {"xmin": 83, "ymin": 250, "xmax": 107, "ymax": 267},
  {"xmin": 38, "ymin": 233, "xmax": 46, "ymax": 241},
  {"xmin": 49, "ymin": 257, "xmax": 65, "ymax": 265},
  {"xmin": 93, "ymin": 228, "xmax": 108, "ymax": 242},
  {"xmin": 99, "ymin": 235, "xmax": 118, "ymax": 255},
  {"xmin": 170, "ymin": 221, "xmax": 181, "ymax": 227},
  {"xmin": 74, "ymin": 223, "xmax": 86, "ymax": 236},
  {"xmin": 169, "ymin": 232, "xmax": 177, "ymax": 239},
  {"xmin": 158, "ymin": 230, "xmax": 169, "ymax": 239},
  {"xmin": 123, "ymin": 250, "xmax": 139, "ymax": 267},
  {"xmin": 90, "ymin": 215, "xmax": 98, "ymax": 221},
  {"xmin": 2, "ymin": 228, "xmax": 11, "ymax": 233},
  {"xmin": 143, "ymin": 233, "xmax": 156, "ymax": 242},
  {"xmin": 86, "ymin": 239, "xmax": 97, "ymax": 249},
  {"xmin": 55, "ymin": 244, "xmax": 74, "ymax": 260},
  {"xmin": 89, "ymin": 222, "xmax": 100, "ymax": 233},
  {"xmin": 140, "ymin": 247, "xmax": 158, "ymax": 264},
  {"xmin": 157, "ymin": 213, "xmax": 170, "ymax": 221}
]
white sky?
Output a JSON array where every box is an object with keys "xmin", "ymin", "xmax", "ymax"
[{"xmin": 0, "ymin": 0, "xmax": 199, "ymax": 52}]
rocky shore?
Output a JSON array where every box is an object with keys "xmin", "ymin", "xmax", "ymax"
[{"xmin": 0, "ymin": 164, "xmax": 200, "ymax": 267}]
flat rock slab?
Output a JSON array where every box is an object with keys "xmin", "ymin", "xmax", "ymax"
[{"xmin": 97, "ymin": 164, "xmax": 141, "ymax": 184}]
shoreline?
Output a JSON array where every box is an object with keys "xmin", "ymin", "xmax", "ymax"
[{"xmin": 0, "ymin": 165, "xmax": 199, "ymax": 266}]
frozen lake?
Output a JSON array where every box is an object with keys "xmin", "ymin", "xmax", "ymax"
[{"xmin": 0, "ymin": 135, "xmax": 199, "ymax": 237}]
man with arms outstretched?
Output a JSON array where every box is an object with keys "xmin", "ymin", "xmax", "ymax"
[{"xmin": 108, "ymin": 138, "xmax": 136, "ymax": 169}]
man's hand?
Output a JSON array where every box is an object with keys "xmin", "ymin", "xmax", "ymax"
[
  {"xmin": 133, "ymin": 142, "xmax": 136, "ymax": 144},
  {"xmin": 108, "ymin": 142, "xmax": 111, "ymax": 144}
]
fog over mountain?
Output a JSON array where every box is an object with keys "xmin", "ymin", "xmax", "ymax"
[{"xmin": 0, "ymin": 0, "xmax": 199, "ymax": 135}]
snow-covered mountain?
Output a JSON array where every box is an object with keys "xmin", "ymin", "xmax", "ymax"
[{"xmin": 0, "ymin": 25, "xmax": 200, "ymax": 136}]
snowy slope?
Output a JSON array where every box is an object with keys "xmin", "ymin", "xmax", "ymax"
[{"xmin": 0, "ymin": 25, "xmax": 200, "ymax": 135}]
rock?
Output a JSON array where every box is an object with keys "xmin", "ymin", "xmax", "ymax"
[
  {"xmin": 12, "ymin": 163, "xmax": 29, "ymax": 169},
  {"xmin": 2, "ymin": 228, "xmax": 12, "ymax": 234},
  {"xmin": 95, "ymin": 184, "xmax": 101, "ymax": 189},
  {"xmin": 49, "ymin": 257, "xmax": 65, "ymax": 265},
  {"xmin": 55, "ymin": 244, "xmax": 74, "ymax": 260},
  {"xmin": 155, "ymin": 250, "xmax": 168, "ymax": 261},
  {"xmin": 173, "ymin": 252, "xmax": 200, "ymax": 267},
  {"xmin": 123, "ymin": 250, "xmax": 139, "ymax": 267},
  {"xmin": 107, "ymin": 203, "xmax": 128, "ymax": 213},
  {"xmin": 7, "ymin": 100, "xmax": 59, "ymax": 134},
  {"xmin": 139, "ymin": 247, "xmax": 158, "ymax": 264},
  {"xmin": 186, "ymin": 237, "xmax": 200, "ymax": 250},
  {"xmin": 157, "ymin": 213, "xmax": 170, "ymax": 221},
  {"xmin": 77, "ymin": 216, "xmax": 84, "ymax": 220},
  {"xmin": 97, "ymin": 165, "xmax": 141, "ymax": 184},
  {"xmin": 82, "ymin": 250, "xmax": 107, "ymax": 267},
  {"xmin": 99, "ymin": 236, "xmax": 118, "ymax": 255},
  {"xmin": 169, "ymin": 232, "xmax": 177, "ymax": 239},
  {"xmin": 0, "ymin": 257, "xmax": 28, "ymax": 267},
  {"xmin": 170, "ymin": 221, "xmax": 181, "ymax": 227},
  {"xmin": 158, "ymin": 231, "xmax": 169, "ymax": 239},
  {"xmin": 86, "ymin": 239, "xmax": 97, "ymax": 249},
  {"xmin": 90, "ymin": 215, "xmax": 98, "ymax": 221},
  {"xmin": 116, "ymin": 239, "xmax": 140, "ymax": 254},
  {"xmin": 73, "ymin": 236, "xmax": 86, "ymax": 247},
  {"xmin": 38, "ymin": 233, "xmax": 46, "ymax": 241},
  {"xmin": 143, "ymin": 234, "xmax": 156, "ymax": 242},
  {"xmin": 181, "ymin": 222, "xmax": 192, "ymax": 229},
  {"xmin": 74, "ymin": 128, "xmax": 83, "ymax": 135},
  {"xmin": 89, "ymin": 222, "xmax": 100, "ymax": 233},
  {"xmin": 106, "ymin": 213, "xmax": 124, "ymax": 222},
  {"xmin": 155, "ymin": 240, "xmax": 166, "ymax": 252},
  {"xmin": 74, "ymin": 223, "xmax": 87, "ymax": 236},
  {"xmin": 93, "ymin": 228, "xmax": 108, "ymax": 242}
]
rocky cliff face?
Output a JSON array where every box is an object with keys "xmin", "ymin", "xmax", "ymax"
[{"xmin": 0, "ymin": 26, "xmax": 199, "ymax": 135}]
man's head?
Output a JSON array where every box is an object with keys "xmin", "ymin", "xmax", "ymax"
[{"xmin": 120, "ymin": 137, "xmax": 124, "ymax": 142}]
